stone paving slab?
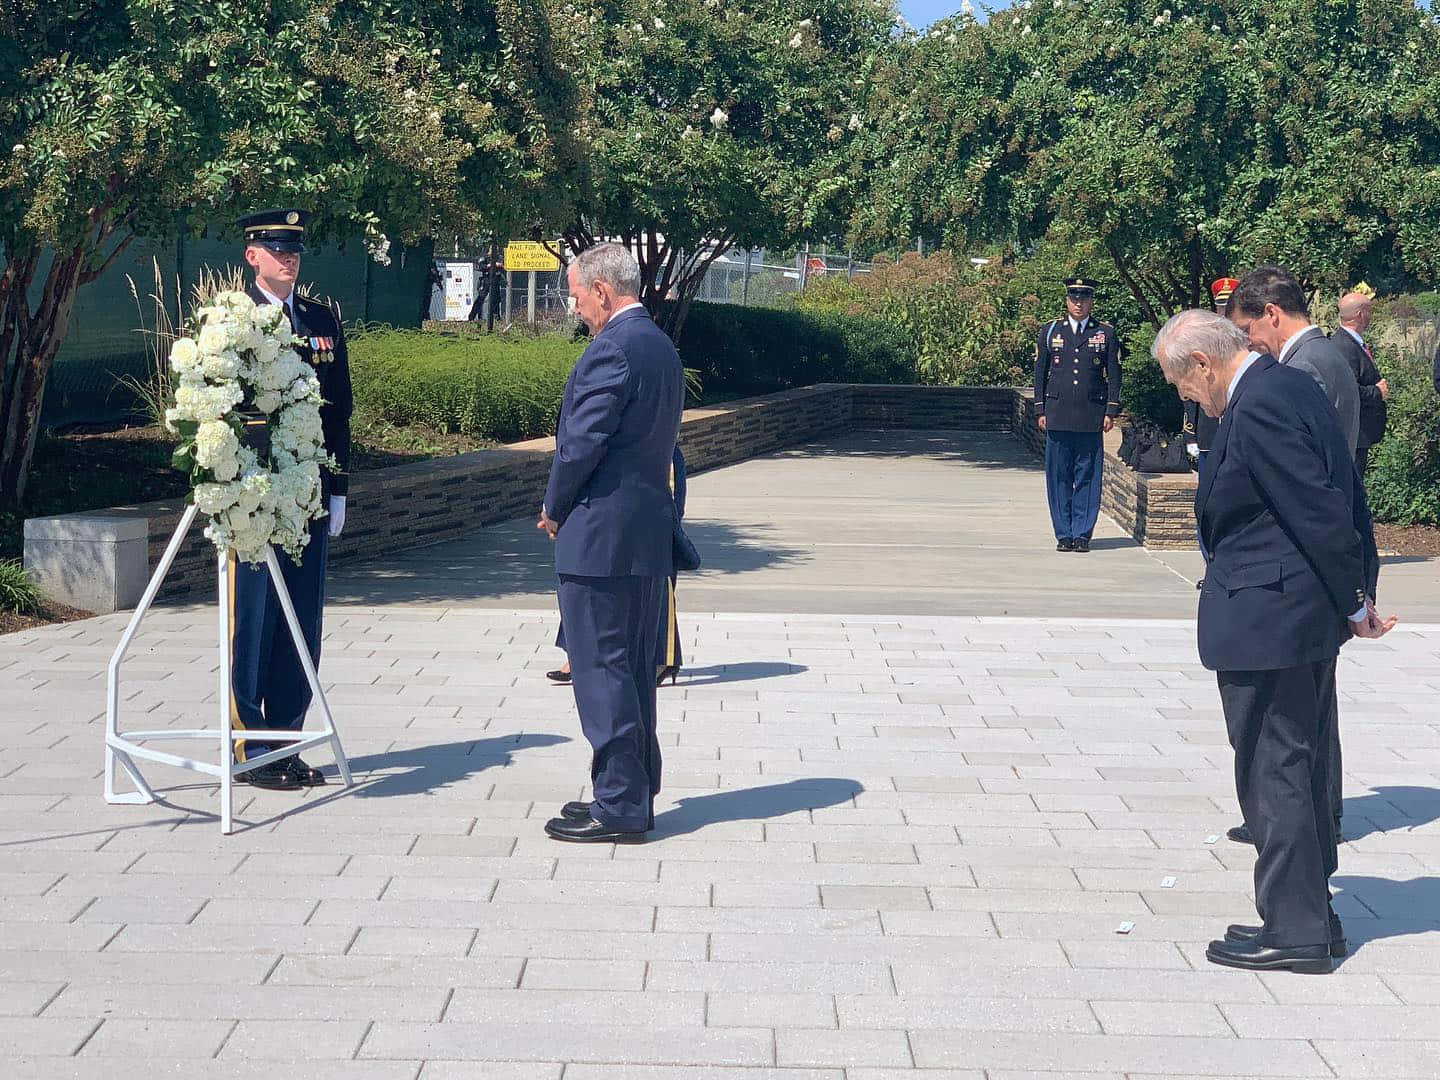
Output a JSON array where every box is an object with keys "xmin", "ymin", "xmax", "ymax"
[
  {"xmin": 3, "ymin": 607, "xmax": 1440, "ymax": 1077},
  {"xmin": 6, "ymin": 430, "xmax": 1440, "ymax": 1076}
]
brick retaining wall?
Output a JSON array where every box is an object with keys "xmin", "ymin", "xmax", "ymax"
[{"xmin": 26, "ymin": 383, "xmax": 1197, "ymax": 611}]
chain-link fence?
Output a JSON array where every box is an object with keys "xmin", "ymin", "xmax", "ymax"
[{"xmin": 428, "ymin": 246, "xmax": 874, "ymax": 331}]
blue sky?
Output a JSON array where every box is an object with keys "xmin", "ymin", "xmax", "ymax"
[{"xmin": 898, "ymin": 0, "xmax": 965, "ymax": 25}]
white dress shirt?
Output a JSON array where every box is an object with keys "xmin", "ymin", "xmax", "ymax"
[
  {"xmin": 1067, "ymin": 316, "xmax": 1089, "ymax": 336},
  {"xmin": 605, "ymin": 300, "xmax": 646, "ymax": 326}
]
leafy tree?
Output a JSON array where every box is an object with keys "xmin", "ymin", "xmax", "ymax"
[
  {"xmin": 0, "ymin": 0, "xmax": 580, "ymax": 508},
  {"xmin": 856, "ymin": 0, "xmax": 1440, "ymax": 327},
  {"xmin": 558, "ymin": 0, "xmax": 893, "ymax": 336}
]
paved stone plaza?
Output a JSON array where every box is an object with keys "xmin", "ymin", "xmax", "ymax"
[{"xmin": 3, "ymin": 431, "xmax": 1440, "ymax": 1078}]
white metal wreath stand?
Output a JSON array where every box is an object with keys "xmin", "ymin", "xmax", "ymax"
[{"xmin": 104, "ymin": 504, "xmax": 352, "ymax": 833}]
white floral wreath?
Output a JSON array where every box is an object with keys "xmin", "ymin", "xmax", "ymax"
[{"xmin": 164, "ymin": 289, "xmax": 334, "ymax": 564}]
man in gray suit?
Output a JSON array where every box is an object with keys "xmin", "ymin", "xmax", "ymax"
[
  {"xmin": 1224, "ymin": 265, "xmax": 1359, "ymax": 848},
  {"xmin": 1228, "ymin": 266, "xmax": 1360, "ymax": 458}
]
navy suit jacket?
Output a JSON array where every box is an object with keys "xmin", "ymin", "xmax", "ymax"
[
  {"xmin": 1196, "ymin": 355, "xmax": 1379, "ymax": 672},
  {"xmin": 545, "ymin": 306, "xmax": 684, "ymax": 577}
]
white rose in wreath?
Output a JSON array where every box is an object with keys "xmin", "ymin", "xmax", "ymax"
[{"xmin": 197, "ymin": 323, "xmax": 229, "ymax": 356}]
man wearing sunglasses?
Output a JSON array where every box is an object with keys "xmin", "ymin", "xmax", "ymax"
[{"xmin": 1033, "ymin": 277, "xmax": 1123, "ymax": 553}]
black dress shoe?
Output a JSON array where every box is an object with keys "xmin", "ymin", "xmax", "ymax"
[
  {"xmin": 1227, "ymin": 824, "xmax": 1255, "ymax": 845},
  {"xmin": 1205, "ymin": 938, "xmax": 1332, "ymax": 973},
  {"xmin": 545, "ymin": 669, "xmax": 572, "ymax": 685},
  {"xmin": 285, "ymin": 756, "xmax": 327, "ymax": 786},
  {"xmin": 235, "ymin": 760, "xmax": 302, "ymax": 791},
  {"xmin": 1056, "ymin": 538, "xmax": 1075, "ymax": 552},
  {"xmin": 561, "ymin": 801, "xmax": 654, "ymax": 830},
  {"xmin": 1226, "ymin": 923, "xmax": 1347, "ymax": 958},
  {"xmin": 544, "ymin": 815, "xmax": 647, "ymax": 843},
  {"xmin": 1073, "ymin": 537, "xmax": 1091, "ymax": 553}
]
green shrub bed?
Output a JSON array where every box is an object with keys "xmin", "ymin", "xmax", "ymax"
[
  {"xmin": 675, "ymin": 302, "xmax": 916, "ymax": 396},
  {"xmin": 350, "ymin": 308, "xmax": 920, "ymax": 441},
  {"xmin": 349, "ymin": 328, "xmax": 582, "ymax": 442}
]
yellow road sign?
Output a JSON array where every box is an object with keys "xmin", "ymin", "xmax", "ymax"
[{"xmin": 504, "ymin": 241, "xmax": 561, "ymax": 272}]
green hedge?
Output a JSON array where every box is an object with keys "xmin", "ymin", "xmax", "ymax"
[
  {"xmin": 351, "ymin": 307, "xmax": 919, "ymax": 442},
  {"xmin": 1362, "ymin": 346, "xmax": 1440, "ymax": 525},
  {"xmin": 1118, "ymin": 323, "xmax": 1183, "ymax": 432},
  {"xmin": 675, "ymin": 301, "xmax": 916, "ymax": 396},
  {"xmin": 349, "ymin": 328, "xmax": 582, "ymax": 441}
]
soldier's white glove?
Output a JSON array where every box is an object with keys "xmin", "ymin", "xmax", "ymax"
[
  {"xmin": 1186, "ymin": 443, "xmax": 1199, "ymax": 458},
  {"xmin": 328, "ymin": 495, "xmax": 347, "ymax": 538}
]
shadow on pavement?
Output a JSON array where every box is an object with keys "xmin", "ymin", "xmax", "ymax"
[
  {"xmin": 331, "ymin": 518, "xmax": 808, "ymax": 605},
  {"xmin": 346, "ymin": 733, "xmax": 571, "ymax": 798},
  {"xmin": 1340, "ymin": 785, "xmax": 1440, "ymax": 842},
  {"xmin": 1084, "ymin": 536, "xmax": 1142, "ymax": 551},
  {"xmin": 1331, "ymin": 875, "xmax": 1440, "ymax": 954},
  {"xmin": 669, "ymin": 662, "xmax": 804, "ymax": 687},
  {"xmin": 773, "ymin": 430, "xmax": 1039, "ymax": 471},
  {"xmin": 652, "ymin": 777, "xmax": 863, "ymax": 839}
]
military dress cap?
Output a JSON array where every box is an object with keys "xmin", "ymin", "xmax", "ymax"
[
  {"xmin": 1064, "ymin": 277, "xmax": 1099, "ymax": 295},
  {"xmin": 1211, "ymin": 277, "xmax": 1239, "ymax": 302},
  {"xmin": 237, "ymin": 209, "xmax": 310, "ymax": 253}
]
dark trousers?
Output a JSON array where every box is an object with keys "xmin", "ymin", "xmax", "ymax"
[
  {"xmin": 1045, "ymin": 429, "xmax": 1103, "ymax": 541},
  {"xmin": 230, "ymin": 517, "xmax": 329, "ymax": 763},
  {"xmin": 1219, "ymin": 659, "xmax": 1339, "ymax": 948},
  {"xmin": 557, "ymin": 573, "xmax": 683, "ymax": 671},
  {"xmin": 557, "ymin": 573, "xmax": 664, "ymax": 831},
  {"xmin": 1355, "ymin": 444, "xmax": 1370, "ymax": 476}
]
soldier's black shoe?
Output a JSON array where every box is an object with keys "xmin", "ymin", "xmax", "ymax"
[
  {"xmin": 285, "ymin": 756, "xmax": 327, "ymax": 786},
  {"xmin": 544, "ymin": 815, "xmax": 647, "ymax": 843},
  {"xmin": 1073, "ymin": 537, "xmax": 1091, "ymax": 553},
  {"xmin": 1056, "ymin": 538, "xmax": 1075, "ymax": 552},
  {"xmin": 1226, "ymin": 923, "xmax": 1347, "ymax": 958},
  {"xmin": 235, "ymin": 760, "xmax": 302, "ymax": 791},
  {"xmin": 1227, "ymin": 824, "xmax": 1255, "ymax": 845},
  {"xmin": 546, "ymin": 669, "xmax": 572, "ymax": 685},
  {"xmin": 1205, "ymin": 938, "xmax": 1332, "ymax": 973}
]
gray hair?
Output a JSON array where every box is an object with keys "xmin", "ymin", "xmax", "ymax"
[
  {"xmin": 1151, "ymin": 309, "xmax": 1247, "ymax": 376},
  {"xmin": 572, "ymin": 243, "xmax": 642, "ymax": 298}
]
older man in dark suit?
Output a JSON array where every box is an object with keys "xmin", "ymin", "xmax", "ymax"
[
  {"xmin": 1224, "ymin": 266, "xmax": 1363, "ymax": 849},
  {"xmin": 1153, "ymin": 310, "xmax": 1393, "ymax": 973},
  {"xmin": 539, "ymin": 243, "xmax": 684, "ymax": 842}
]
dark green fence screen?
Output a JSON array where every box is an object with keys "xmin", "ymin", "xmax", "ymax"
[{"xmin": 20, "ymin": 229, "xmax": 432, "ymax": 428}]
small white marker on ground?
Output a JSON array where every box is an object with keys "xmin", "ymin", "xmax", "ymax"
[
  {"xmin": 1115, "ymin": 921, "xmax": 1135, "ymax": 934},
  {"xmin": 1161, "ymin": 876, "xmax": 1177, "ymax": 889},
  {"xmin": 1205, "ymin": 834, "xmax": 1221, "ymax": 844}
]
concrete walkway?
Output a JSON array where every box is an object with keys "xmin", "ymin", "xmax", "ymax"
[{"xmin": 2, "ymin": 430, "xmax": 1439, "ymax": 1078}]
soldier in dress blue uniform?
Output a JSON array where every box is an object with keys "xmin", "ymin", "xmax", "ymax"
[
  {"xmin": 229, "ymin": 209, "xmax": 353, "ymax": 791},
  {"xmin": 1033, "ymin": 277, "xmax": 1122, "ymax": 552}
]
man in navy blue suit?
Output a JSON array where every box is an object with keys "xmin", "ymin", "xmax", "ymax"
[
  {"xmin": 1153, "ymin": 309, "xmax": 1393, "ymax": 973},
  {"xmin": 539, "ymin": 244, "xmax": 684, "ymax": 842}
]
